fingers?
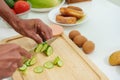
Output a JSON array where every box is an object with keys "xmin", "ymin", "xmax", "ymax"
[
  {"xmin": 1, "ymin": 71, "xmax": 13, "ymax": 79},
  {"xmin": 37, "ymin": 24, "xmax": 53, "ymax": 41},
  {"xmin": 28, "ymin": 32, "xmax": 43, "ymax": 43},
  {"xmin": 44, "ymin": 26, "xmax": 53, "ymax": 40},
  {"xmin": 17, "ymin": 58, "xmax": 23, "ymax": 67},
  {"xmin": 10, "ymin": 63, "xmax": 18, "ymax": 72},
  {"xmin": 37, "ymin": 31, "xmax": 46, "ymax": 42},
  {"xmin": 0, "ymin": 62, "xmax": 18, "ymax": 79},
  {"xmin": 19, "ymin": 47, "xmax": 31, "ymax": 59}
]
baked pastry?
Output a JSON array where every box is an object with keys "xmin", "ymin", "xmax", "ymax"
[
  {"xmin": 60, "ymin": 7, "xmax": 84, "ymax": 19},
  {"xmin": 56, "ymin": 6, "xmax": 84, "ymax": 24},
  {"xmin": 66, "ymin": 0, "xmax": 91, "ymax": 4},
  {"xmin": 56, "ymin": 14, "xmax": 77, "ymax": 24},
  {"xmin": 67, "ymin": 6, "xmax": 83, "ymax": 11}
]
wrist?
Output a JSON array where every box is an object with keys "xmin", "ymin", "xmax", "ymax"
[
  {"xmin": 8, "ymin": 16, "xmax": 21, "ymax": 29},
  {"xmin": 0, "ymin": 0, "xmax": 21, "ymax": 29}
]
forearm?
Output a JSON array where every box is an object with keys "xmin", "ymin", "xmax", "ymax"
[{"xmin": 0, "ymin": 0, "xmax": 20, "ymax": 29}]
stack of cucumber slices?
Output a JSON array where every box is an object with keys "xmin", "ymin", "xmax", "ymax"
[
  {"xmin": 19, "ymin": 42, "xmax": 63, "ymax": 74},
  {"xmin": 34, "ymin": 42, "xmax": 53, "ymax": 56},
  {"xmin": 19, "ymin": 57, "xmax": 37, "ymax": 71}
]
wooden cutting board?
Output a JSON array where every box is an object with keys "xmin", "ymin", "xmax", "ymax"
[{"xmin": 0, "ymin": 34, "xmax": 109, "ymax": 80}]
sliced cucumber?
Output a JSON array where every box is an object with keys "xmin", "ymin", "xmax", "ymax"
[
  {"xmin": 34, "ymin": 44, "xmax": 43, "ymax": 53},
  {"xmin": 53, "ymin": 56, "xmax": 63, "ymax": 67},
  {"xmin": 53, "ymin": 56, "xmax": 60, "ymax": 65},
  {"xmin": 29, "ymin": 57, "xmax": 37, "ymax": 66},
  {"xmin": 44, "ymin": 61, "xmax": 54, "ymax": 69},
  {"xmin": 34, "ymin": 66, "xmax": 44, "ymax": 73},
  {"xmin": 25, "ymin": 57, "xmax": 37, "ymax": 66},
  {"xmin": 34, "ymin": 42, "xmax": 53, "ymax": 57},
  {"xmin": 57, "ymin": 60, "xmax": 63, "ymax": 67},
  {"xmin": 40, "ymin": 43, "xmax": 49, "ymax": 52},
  {"xmin": 25, "ymin": 59, "xmax": 31, "ymax": 66},
  {"xmin": 19, "ymin": 64, "xmax": 27, "ymax": 71},
  {"xmin": 46, "ymin": 46, "xmax": 53, "ymax": 56},
  {"xmin": 4, "ymin": 0, "xmax": 15, "ymax": 8}
]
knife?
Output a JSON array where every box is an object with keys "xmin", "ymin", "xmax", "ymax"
[
  {"xmin": 46, "ymin": 37, "xmax": 57, "ymax": 45},
  {"xmin": 2, "ymin": 77, "xmax": 13, "ymax": 80}
]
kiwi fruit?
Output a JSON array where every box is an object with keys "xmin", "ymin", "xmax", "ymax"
[
  {"xmin": 69, "ymin": 30, "xmax": 80, "ymax": 40},
  {"xmin": 82, "ymin": 41, "xmax": 95, "ymax": 54},
  {"xmin": 73, "ymin": 35, "xmax": 87, "ymax": 47}
]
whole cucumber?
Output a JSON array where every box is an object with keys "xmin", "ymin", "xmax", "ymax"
[{"xmin": 4, "ymin": 0, "xmax": 15, "ymax": 8}]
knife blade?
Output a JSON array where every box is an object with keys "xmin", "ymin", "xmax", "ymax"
[
  {"xmin": 2, "ymin": 77, "xmax": 13, "ymax": 80},
  {"xmin": 46, "ymin": 37, "xmax": 57, "ymax": 45}
]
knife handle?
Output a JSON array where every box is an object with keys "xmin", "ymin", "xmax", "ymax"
[{"xmin": 2, "ymin": 77, "xmax": 13, "ymax": 80}]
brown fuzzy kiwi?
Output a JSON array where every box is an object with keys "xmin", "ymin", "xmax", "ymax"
[
  {"xmin": 69, "ymin": 30, "xmax": 81, "ymax": 40},
  {"xmin": 82, "ymin": 41, "xmax": 95, "ymax": 54},
  {"xmin": 73, "ymin": 35, "xmax": 87, "ymax": 47},
  {"xmin": 109, "ymin": 51, "xmax": 120, "ymax": 66}
]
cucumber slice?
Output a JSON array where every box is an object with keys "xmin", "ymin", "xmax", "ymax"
[
  {"xmin": 34, "ymin": 44, "xmax": 43, "ymax": 53},
  {"xmin": 53, "ymin": 56, "xmax": 60, "ymax": 65},
  {"xmin": 40, "ymin": 43, "xmax": 49, "ymax": 52},
  {"xmin": 4, "ymin": 0, "xmax": 15, "ymax": 8},
  {"xmin": 25, "ymin": 59, "xmax": 31, "ymax": 66},
  {"xmin": 34, "ymin": 66, "xmax": 44, "ymax": 73},
  {"xmin": 19, "ymin": 64, "xmax": 27, "ymax": 71},
  {"xmin": 46, "ymin": 46, "xmax": 53, "ymax": 56},
  {"xmin": 25, "ymin": 57, "xmax": 37, "ymax": 66},
  {"xmin": 29, "ymin": 57, "xmax": 37, "ymax": 66},
  {"xmin": 53, "ymin": 56, "xmax": 63, "ymax": 67},
  {"xmin": 57, "ymin": 60, "xmax": 63, "ymax": 67},
  {"xmin": 44, "ymin": 61, "xmax": 54, "ymax": 69}
]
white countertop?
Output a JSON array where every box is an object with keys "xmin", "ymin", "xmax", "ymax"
[{"xmin": 0, "ymin": 0, "xmax": 120, "ymax": 80}]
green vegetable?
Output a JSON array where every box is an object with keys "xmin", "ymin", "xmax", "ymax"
[
  {"xmin": 34, "ymin": 42, "xmax": 53, "ymax": 56},
  {"xmin": 40, "ymin": 43, "xmax": 49, "ymax": 52},
  {"xmin": 57, "ymin": 60, "xmax": 63, "ymax": 67},
  {"xmin": 53, "ymin": 56, "xmax": 63, "ymax": 67},
  {"xmin": 19, "ymin": 64, "xmax": 27, "ymax": 71},
  {"xmin": 28, "ymin": 0, "xmax": 62, "ymax": 8},
  {"xmin": 29, "ymin": 57, "xmax": 37, "ymax": 65},
  {"xmin": 25, "ymin": 57, "xmax": 37, "ymax": 66},
  {"xmin": 53, "ymin": 56, "xmax": 60, "ymax": 65},
  {"xmin": 46, "ymin": 46, "xmax": 53, "ymax": 56},
  {"xmin": 25, "ymin": 59, "xmax": 31, "ymax": 66},
  {"xmin": 4, "ymin": 0, "xmax": 15, "ymax": 8},
  {"xmin": 34, "ymin": 44, "xmax": 43, "ymax": 53},
  {"xmin": 44, "ymin": 61, "xmax": 54, "ymax": 69},
  {"xmin": 34, "ymin": 66, "xmax": 44, "ymax": 73}
]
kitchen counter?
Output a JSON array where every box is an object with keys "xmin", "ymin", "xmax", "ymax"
[{"xmin": 0, "ymin": 0, "xmax": 120, "ymax": 80}]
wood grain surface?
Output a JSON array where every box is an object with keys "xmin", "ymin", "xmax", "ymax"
[{"xmin": 0, "ymin": 34, "xmax": 108, "ymax": 80}]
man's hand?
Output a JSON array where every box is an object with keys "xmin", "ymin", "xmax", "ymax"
[
  {"xmin": 0, "ymin": 44, "xmax": 31, "ymax": 79},
  {"xmin": 0, "ymin": 0, "xmax": 52, "ymax": 44},
  {"xmin": 13, "ymin": 19, "xmax": 52, "ymax": 43}
]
